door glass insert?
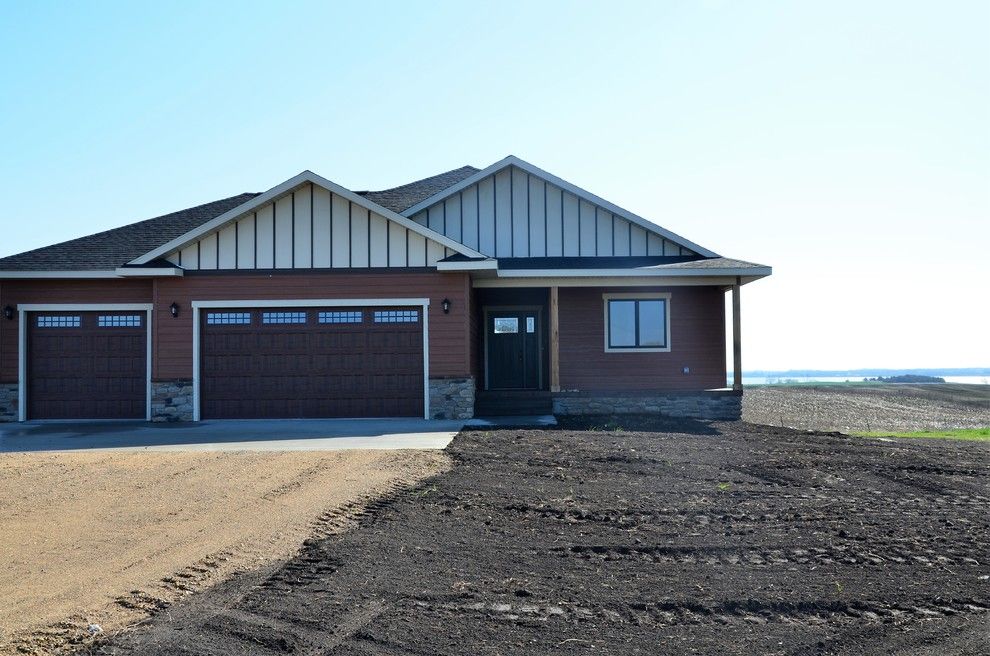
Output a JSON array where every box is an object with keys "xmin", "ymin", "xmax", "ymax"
[
  {"xmin": 493, "ymin": 317, "xmax": 519, "ymax": 334},
  {"xmin": 526, "ymin": 317, "xmax": 535, "ymax": 333}
]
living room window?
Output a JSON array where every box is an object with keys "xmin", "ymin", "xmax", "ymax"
[{"xmin": 603, "ymin": 293, "xmax": 671, "ymax": 352}]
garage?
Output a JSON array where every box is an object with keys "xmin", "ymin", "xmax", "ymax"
[
  {"xmin": 27, "ymin": 310, "xmax": 149, "ymax": 420},
  {"xmin": 199, "ymin": 305, "xmax": 424, "ymax": 419}
]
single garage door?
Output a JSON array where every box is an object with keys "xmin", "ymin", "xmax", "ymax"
[
  {"xmin": 200, "ymin": 306, "xmax": 424, "ymax": 419},
  {"xmin": 27, "ymin": 311, "xmax": 147, "ymax": 420}
]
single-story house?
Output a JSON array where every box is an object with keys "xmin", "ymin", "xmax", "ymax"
[{"xmin": 0, "ymin": 156, "xmax": 770, "ymax": 423}]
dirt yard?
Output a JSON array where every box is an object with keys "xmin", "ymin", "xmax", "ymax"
[
  {"xmin": 0, "ymin": 449, "xmax": 449, "ymax": 655},
  {"xmin": 89, "ymin": 420, "xmax": 989, "ymax": 656},
  {"xmin": 744, "ymin": 383, "xmax": 990, "ymax": 432}
]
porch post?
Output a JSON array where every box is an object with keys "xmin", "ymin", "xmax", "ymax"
[
  {"xmin": 732, "ymin": 277, "xmax": 742, "ymax": 391},
  {"xmin": 550, "ymin": 286, "xmax": 560, "ymax": 392}
]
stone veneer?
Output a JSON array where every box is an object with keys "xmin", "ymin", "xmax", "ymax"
[
  {"xmin": 0, "ymin": 383, "xmax": 17, "ymax": 422},
  {"xmin": 429, "ymin": 376, "xmax": 475, "ymax": 420},
  {"xmin": 553, "ymin": 390, "xmax": 742, "ymax": 421},
  {"xmin": 151, "ymin": 379, "xmax": 195, "ymax": 422}
]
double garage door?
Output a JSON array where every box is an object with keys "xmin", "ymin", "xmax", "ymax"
[
  {"xmin": 200, "ymin": 306, "xmax": 424, "ymax": 419},
  {"xmin": 24, "ymin": 306, "xmax": 423, "ymax": 421}
]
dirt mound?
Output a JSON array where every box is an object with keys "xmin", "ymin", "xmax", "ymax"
[{"xmin": 87, "ymin": 422, "xmax": 989, "ymax": 655}]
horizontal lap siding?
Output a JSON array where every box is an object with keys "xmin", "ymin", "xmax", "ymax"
[
  {"xmin": 0, "ymin": 280, "xmax": 153, "ymax": 382},
  {"xmin": 558, "ymin": 286, "xmax": 726, "ymax": 392},
  {"xmin": 153, "ymin": 272, "xmax": 471, "ymax": 380}
]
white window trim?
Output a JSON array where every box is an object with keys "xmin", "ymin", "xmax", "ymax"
[
  {"xmin": 602, "ymin": 293, "xmax": 671, "ymax": 353},
  {"xmin": 190, "ymin": 298, "xmax": 431, "ymax": 421},
  {"xmin": 16, "ymin": 303, "xmax": 154, "ymax": 422}
]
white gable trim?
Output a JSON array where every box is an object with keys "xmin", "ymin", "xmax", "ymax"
[
  {"xmin": 401, "ymin": 156, "xmax": 719, "ymax": 259},
  {"xmin": 130, "ymin": 171, "xmax": 484, "ymax": 266}
]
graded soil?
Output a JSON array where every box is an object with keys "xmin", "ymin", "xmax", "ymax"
[{"xmin": 88, "ymin": 420, "xmax": 989, "ymax": 655}]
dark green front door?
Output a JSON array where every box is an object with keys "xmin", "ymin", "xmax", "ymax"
[{"xmin": 487, "ymin": 311, "xmax": 540, "ymax": 390}]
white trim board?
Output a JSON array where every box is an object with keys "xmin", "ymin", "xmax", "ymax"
[
  {"xmin": 16, "ymin": 303, "xmax": 154, "ymax": 422},
  {"xmin": 190, "ymin": 298, "xmax": 431, "ymax": 421},
  {"xmin": 130, "ymin": 171, "xmax": 484, "ymax": 266},
  {"xmin": 0, "ymin": 271, "xmax": 123, "ymax": 279},
  {"xmin": 400, "ymin": 155, "xmax": 719, "ymax": 258}
]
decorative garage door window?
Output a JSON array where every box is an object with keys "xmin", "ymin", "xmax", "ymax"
[
  {"xmin": 36, "ymin": 315, "xmax": 81, "ymax": 328},
  {"xmin": 98, "ymin": 315, "xmax": 142, "ymax": 327},
  {"xmin": 318, "ymin": 311, "xmax": 362, "ymax": 324},
  {"xmin": 262, "ymin": 311, "xmax": 307, "ymax": 324},
  {"xmin": 206, "ymin": 312, "xmax": 251, "ymax": 325},
  {"xmin": 374, "ymin": 310, "xmax": 418, "ymax": 323}
]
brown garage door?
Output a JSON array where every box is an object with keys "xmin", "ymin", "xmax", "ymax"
[
  {"xmin": 200, "ymin": 306, "xmax": 424, "ymax": 419},
  {"xmin": 27, "ymin": 311, "xmax": 147, "ymax": 420}
]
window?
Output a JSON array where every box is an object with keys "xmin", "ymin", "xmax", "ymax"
[
  {"xmin": 98, "ymin": 315, "xmax": 142, "ymax": 327},
  {"xmin": 493, "ymin": 317, "xmax": 518, "ymax": 334},
  {"xmin": 262, "ymin": 311, "xmax": 307, "ymax": 324},
  {"xmin": 374, "ymin": 310, "xmax": 418, "ymax": 323},
  {"xmin": 604, "ymin": 295, "xmax": 670, "ymax": 351},
  {"xmin": 37, "ymin": 315, "xmax": 80, "ymax": 328},
  {"xmin": 206, "ymin": 312, "xmax": 251, "ymax": 325},
  {"xmin": 319, "ymin": 311, "xmax": 362, "ymax": 324}
]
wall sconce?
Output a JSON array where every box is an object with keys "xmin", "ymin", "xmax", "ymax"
[
  {"xmin": 2, "ymin": 305, "xmax": 13, "ymax": 321},
  {"xmin": 441, "ymin": 298, "xmax": 451, "ymax": 314},
  {"xmin": 169, "ymin": 302, "xmax": 180, "ymax": 318}
]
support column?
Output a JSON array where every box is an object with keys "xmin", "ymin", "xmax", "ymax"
[
  {"xmin": 550, "ymin": 286, "xmax": 560, "ymax": 392},
  {"xmin": 732, "ymin": 277, "xmax": 742, "ymax": 391}
]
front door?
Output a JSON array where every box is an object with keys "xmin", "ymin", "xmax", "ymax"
[{"xmin": 486, "ymin": 310, "xmax": 541, "ymax": 390}]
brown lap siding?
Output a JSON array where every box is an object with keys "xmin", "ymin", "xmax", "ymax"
[
  {"xmin": 558, "ymin": 286, "xmax": 726, "ymax": 392},
  {"xmin": 153, "ymin": 271, "xmax": 471, "ymax": 381},
  {"xmin": 0, "ymin": 279, "xmax": 154, "ymax": 382}
]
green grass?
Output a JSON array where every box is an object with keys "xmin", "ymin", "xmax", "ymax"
[{"xmin": 854, "ymin": 427, "xmax": 990, "ymax": 442}]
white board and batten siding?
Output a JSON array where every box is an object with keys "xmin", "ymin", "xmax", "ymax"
[
  {"xmin": 167, "ymin": 183, "xmax": 456, "ymax": 270},
  {"xmin": 410, "ymin": 165, "xmax": 696, "ymax": 259}
]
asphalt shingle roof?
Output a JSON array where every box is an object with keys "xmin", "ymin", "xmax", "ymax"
[
  {"xmin": 0, "ymin": 193, "xmax": 259, "ymax": 271},
  {"xmin": 357, "ymin": 166, "xmax": 479, "ymax": 213}
]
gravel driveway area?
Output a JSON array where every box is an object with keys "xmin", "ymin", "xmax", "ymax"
[
  {"xmin": 0, "ymin": 449, "xmax": 449, "ymax": 655},
  {"xmin": 88, "ymin": 420, "xmax": 989, "ymax": 655}
]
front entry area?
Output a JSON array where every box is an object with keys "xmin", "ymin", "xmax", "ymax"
[
  {"xmin": 200, "ymin": 305, "xmax": 424, "ymax": 419},
  {"xmin": 485, "ymin": 308, "xmax": 543, "ymax": 390}
]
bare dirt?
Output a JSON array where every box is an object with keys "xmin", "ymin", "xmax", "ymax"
[
  {"xmin": 0, "ymin": 449, "xmax": 450, "ymax": 655},
  {"xmin": 743, "ymin": 383, "xmax": 990, "ymax": 432},
  {"xmin": 87, "ymin": 420, "xmax": 989, "ymax": 655}
]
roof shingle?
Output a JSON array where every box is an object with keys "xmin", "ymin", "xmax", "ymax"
[
  {"xmin": 0, "ymin": 193, "xmax": 259, "ymax": 271},
  {"xmin": 357, "ymin": 166, "xmax": 479, "ymax": 213}
]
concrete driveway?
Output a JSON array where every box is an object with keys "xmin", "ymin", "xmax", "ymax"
[{"xmin": 0, "ymin": 418, "xmax": 464, "ymax": 453}]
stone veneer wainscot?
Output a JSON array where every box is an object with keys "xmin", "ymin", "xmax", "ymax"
[
  {"xmin": 151, "ymin": 380, "xmax": 195, "ymax": 422},
  {"xmin": 429, "ymin": 377, "xmax": 475, "ymax": 420},
  {"xmin": 553, "ymin": 390, "xmax": 742, "ymax": 421}
]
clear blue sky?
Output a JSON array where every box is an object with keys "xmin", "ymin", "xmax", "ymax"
[{"xmin": 1, "ymin": 1, "xmax": 986, "ymax": 370}]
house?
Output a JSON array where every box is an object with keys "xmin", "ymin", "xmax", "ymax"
[{"xmin": 0, "ymin": 156, "xmax": 770, "ymax": 423}]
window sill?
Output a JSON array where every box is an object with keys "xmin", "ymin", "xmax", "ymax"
[{"xmin": 604, "ymin": 346, "xmax": 671, "ymax": 353}]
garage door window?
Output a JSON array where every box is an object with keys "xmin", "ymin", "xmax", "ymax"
[
  {"xmin": 207, "ymin": 312, "xmax": 251, "ymax": 325},
  {"xmin": 374, "ymin": 310, "xmax": 418, "ymax": 323},
  {"xmin": 37, "ymin": 316, "xmax": 81, "ymax": 328},
  {"xmin": 319, "ymin": 311, "xmax": 362, "ymax": 324},
  {"xmin": 98, "ymin": 315, "xmax": 142, "ymax": 327},
  {"xmin": 262, "ymin": 311, "xmax": 307, "ymax": 324}
]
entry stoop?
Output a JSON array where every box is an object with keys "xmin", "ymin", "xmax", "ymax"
[{"xmin": 474, "ymin": 391, "xmax": 553, "ymax": 416}]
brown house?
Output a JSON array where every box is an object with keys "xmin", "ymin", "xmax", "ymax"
[{"xmin": 0, "ymin": 156, "xmax": 770, "ymax": 423}]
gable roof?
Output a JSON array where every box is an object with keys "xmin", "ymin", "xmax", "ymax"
[
  {"xmin": 129, "ymin": 170, "xmax": 485, "ymax": 266},
  {"xmin": 357, "ymin": 166, "xmax": 479, "ymax": 213},
  {"xmin": 401, "ymin": 156, "xmax": 719, "ymax": 258},
  {"xmin": 0, "ymin": 193, "xmax": 258, "ymax": 272}
]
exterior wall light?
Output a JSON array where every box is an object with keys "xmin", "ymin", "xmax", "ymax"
[
  {"xmin": 441, "ymin": 298, "xmax": 451, "ymax": 314},
  {"xmin": 2, "ymin": 305, "xmax": 13, "ymax": 321},
  {"xmin": 169, "ymin": 302, "xmax": 180, "ymax": 318}
]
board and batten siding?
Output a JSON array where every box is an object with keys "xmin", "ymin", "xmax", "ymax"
[
  {"xmin": 166, "ymin": 183, "xmax": 457, "ymax": 270},
  {"xmin": 410, "ymin": 165, "xmax": 696, "ymax": 259}
]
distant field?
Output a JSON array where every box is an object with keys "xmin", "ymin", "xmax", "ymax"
[
  {"xmin": 743, "ymin": 383, "xmax": 990, "ymax": 432},
  {"xmin": 855, "ymin": 427, "xmax": 990, "ymax": 441}
]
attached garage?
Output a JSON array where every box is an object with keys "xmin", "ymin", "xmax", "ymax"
[
  {"xmin": 23, "ymin": 308, "xmax": 150, "ymax": 420},
  {"xmin": 197, "ymin": 303, "xmax": 426, "ymax": 419}
]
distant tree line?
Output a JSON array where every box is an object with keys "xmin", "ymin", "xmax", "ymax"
[{"xmin": 863, "ymin": 374, "xmax": 946, "ymax": 384}]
